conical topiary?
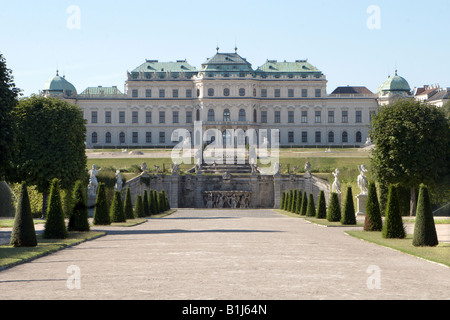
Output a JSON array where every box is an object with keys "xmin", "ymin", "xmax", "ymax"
[
  {"xmin": 295, "ymin": 190, "xmax": 301, "ymax": 214},
  {"xmin": 143, "ymin": 190, "xmax": 150, "ymax": 217},
  {"xmin": 152, "ymin": 190, "xmax": 159, "ymax": 214},
  {"xmin": 285, "ymin": 191, "xmax": 291, "ymax": 211},
  {"xmin": 413, "ymin": 185, "xmax": 438, "ymax": 247},
  {"xmin": 327, "ymin": 192, "xmax": 341, "ymax": 222},
  {"xmin": 68, "ymin": 181, "xmax": 90, "ymax": 232},
  {"xmin": 300, "ymin": 191, "xmax": 308, "ymax": 216},
  {"xmin": 280, "ymin": 192, "xmax": 286, "ymax": 210},
  {"xmin": 291, "ymin": 190, "xmax": 297, "ymax": 213},
  {"xmin": 93, "ymin": 183, "xmax": 110, "ymax": 225},
  {"xmin": 316, "ymin": 190, "xmax": 327, "ymax": 219},
  {"xmin": 44, "ymin": 178, "xmax": 68, "ymax": 239},
  {"xmin": 10, "ymin": 183, "xmax": 37, "ymax": 247},
  {"xmin": 110, "ymin": 191, "xmax": 126, "ymax": 223},
  {"xmin": 124, "ymin": 188, "xmax": 134, "ymax": 220},
  {"xmin": 134, "ymin": 194, "xmax": 145, "ymax": 218},
  {"xmin": 382, "ymin": 185, "xmax": 406, "ymax": 239},
  {"xmin": 364, "ymin": 182, "xmax": 383, "ymax": 231},
  {"xmin": 306, "ymin": 194, "xmax": 316, "ymax": 217},
  {"xmin": 341, "ymin": 187, "xmax": 356, "ymax": 225}
]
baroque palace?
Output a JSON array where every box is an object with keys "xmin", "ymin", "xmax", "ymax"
[{"xmin": 41, "ymin": 49, "xmax": 424, "ymax": 149}]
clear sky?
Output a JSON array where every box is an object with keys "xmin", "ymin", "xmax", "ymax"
[{"xmin": 1, "ymin": 0, "xmax": 449, "ymax": 97}]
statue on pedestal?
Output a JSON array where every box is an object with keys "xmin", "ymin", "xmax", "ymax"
[
  {"xmin": 357, "ymin": 165, "xmax": 368, "ymax": 195},
  {"xmin": 114, "ymin": 170, "xmax": 123, "ymax": 191},
  {"xmin": 332, "ymin": 168, "xmax": 341, "ymax": 194}
]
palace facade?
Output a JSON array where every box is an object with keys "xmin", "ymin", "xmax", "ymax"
[{"xmin": 42, "ymin": 50, "xmax": 417, "ymax": 149}]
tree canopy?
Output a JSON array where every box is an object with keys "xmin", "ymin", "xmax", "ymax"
[
  {"xmin": 370, "ymin": 99, "xmax": 450, "ymax": 192},
  {"xmin": 0, "ymin": 53, "xmax": 20, "ymax": 178},
  {"xmin": 8, "ymin": 95, "xmax": 87, "ymax": 193}
]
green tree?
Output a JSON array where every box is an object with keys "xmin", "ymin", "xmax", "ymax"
[
  {"xmin": 382, "ymin": 185, "xmax": 406, "ymax": 239},
  {"xmin": 306, "ymin": 194, "xmax": 316, "ymax": 217},
  {"xmin": 43, "ymin": 179, "xmax": 68, "ymax": 239},
  {"xmin": 135, "ymin": 194, "xmax": 145, "ymax": 218},
  {"xmin": 143, "ymin": 190, "xmax": 150, "ymax": 217},
  {"xmin": 68, "ymin": 181, "xmax": 90, "ymax": 232},
  {"xmin": 110, "ymin": 191, "xmax": 125, "ymax": 223},
  {"xmin": 9, "ymin": 96, "xmax": 87, "ymax": 216},
  {"xmin": 9, "ymin": 183, "xmax": 37, "ymax": 247},
  {"xmin": 93, "ymin": 183, "xmax": 110, "ymax": 225},
  {"xmin": 0, "ymin": 53, "xmax": 20, "ymax": 179},
  {"xmin": 413, "ymin": 185, "xmax": 439, "ymax": 247},
  {"xmin": 327, "ymin": 192, "xmax": 341, "ymax": 222},
  {"xmin": 124, "ymin": 188, "xmax": 134, "ymax": 220},
  {"xmin": 364, "ymin": 182, "xmax": 383, "ymax": 231},
  {"xmin": 341, "ymin": 187, "xmax": 356, "ymax": 225},
  {"xmin": 316, "ymin": 190, "xmax": 327, "ymax": 219},
  {"xmin": 300, "ymin": 191, "xmax": 308, "ymax": 216},
  {"xmin": 370, "ymin": 100, "xmax": 450, "ymax": 216}
]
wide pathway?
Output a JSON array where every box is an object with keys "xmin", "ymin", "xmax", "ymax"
[{"xmin": 0, "ymin": 209, "xmax": 449, "ymax": 300}]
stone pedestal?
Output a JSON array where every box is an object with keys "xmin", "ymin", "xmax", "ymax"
[{"xmin": 356, "ymin": 193, "xmax": 368, "ymax": 217}]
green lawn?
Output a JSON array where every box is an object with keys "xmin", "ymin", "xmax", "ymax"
[
  {"xmin": 0, "ymin": 219, "xmax": 46, "ymax": 228},
  {"xmin": 0, "ymin": 231, "xmax": 105, "ymax": 270},
  {"xmin": 346, "ymin": 231, "xmax": 450, "ymax": 267}
]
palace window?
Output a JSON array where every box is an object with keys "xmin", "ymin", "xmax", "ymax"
[
  {"xmin": 91, "ymin": 111, "xmax": 98, "ymax": 124},
  {"xmin": 105, "ymin": 132, "xmax": 112, "ymax": 144},
  {"xmin": 328, "ymin": 131, "xmax": 335, "ymax": 143},
  {"xmin": 239, "ymin": 109, "xmax": 246, "ymax": 122},
  {"xmin": 159, "ymin": 132, "xmax": 165, "ymax": 144},
  {"xmin": 274, "ymin": 111, "xmax": 281, "ymax": 123},
  {"xmin": 146, "ymin": 132, "xmax": 152, "ymax": 143},
  {"xmin": 119, "ymin": 132, "xmax": 125, "ymax": 144},
  {"xmin": 302, "ymin": 131, "xmax": 308, "ymax": 143},
  {"xmin": 132, "ymin": 132, "xmax": 138, "ymax": 144},
  {"xmin": 315, "ymin": 131, "xmax": 322, "ymax": 143},
  {"xmin": 105, "ymin": 111, "xmax": 111, "ymax": 124},
  {"xmin": 356, "ymin": 111, "xmax": 362, "ymax": 123},
  {"xmin": 132, "ymin": 89, "xmax": 138, "ymax": 98},
  {"xmin": 315, "ymin": 89, "xmax": 321, "ymax": 97},
  {"xmin": 315, "ymin": 111, "xmax": 321, "ymax": 123},
  {"xmin": 301, "ymin": 111, "xmax": 308, "ymax": 123},
  {"xmin": 223, "ymin": 109, "xmax": 231, "ymax": 122},
  {"xmin": 288, "ymin": 131, "xmax": 294, "ymax": 143},
  {"xmin": 342, "ymin": 111, "xmax": 348, "ymax": 123},
  {"xmin": 239, "ymin": 88, "xmax": 245, "ymax": 96},
  {"xmin": 208, "ymin": 109, "xmax": 215, "ymax": 121},
  {"xmin": 302, "ymin": 89, "xmax": 308, "ymax": 98},
  {"xmin": 146, "ymin": 111, "xmax": 152, "ymax": 123},
  {"xmin": 173, "ymin": 111, "xmax": 179, "ymax": 124},
  {"xmin": 356, "ymin": 131, "xmax": 362, "ymax": 143},
  {"xmin": 119, "ymin": 111, "xmax": 125, "ymax": 124},
  {"xmin": 288, "ymin": 89, "xmax": 294, "ymax": 98},
  {"xmin": 261, "ymin": 111, "xmax": 267, "ymax": 123},
  {"xmin": 224, "ymin": 88, "xmax": 230, "ymax": 96},
  {"xmin": 132, "ymin": 111, "xmax": 139, "ymax": 124},
  {"xmin": 173, "ymin": 89, "xmax": 179, "ymax": 98},
  {"xmin": 342, "ymin": 131, "xmax": 348, "ymax": 143},
  {"xmin": 288, "ymin": 111, "xmax": 294, "ymax": 123},
  {"xmin": 159, "ymin": 89, "xmax": 165, "ymax": 98},
  {"xmin": 159, "ymin": 111, "xmax": 165, "ymax": 123},
  {"xmin": 91, "ymin": 132, "xmax": 98, "ymax": 144},
  {"xmin": 261, "ymin": 89, "xmax": 267, "ymax": 97},
  {"xmin": 186, "ymin": 111, "xmax": 192, "ymax": 123},
  {"xmin": 328, "ymin": 111, "xmax": 335, "ymax": 123},
  {"xmin": 186, "ymin": 89, "xmax": 192, "ymax": 98},
  {"xmin": 275, "ymin": 89, "xmax": 281, "ymax": 98},
  {"xmin": 208, "ymin": 88, "xmax": 214, "ymax": 97},
  {"xmin": 146, "ymin": 89, "xmax": 152, "ymax": 98}
]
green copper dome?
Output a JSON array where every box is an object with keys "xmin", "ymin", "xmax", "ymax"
[
  {"xmin": 43, "ymin": 71, "xmax": 77, "ymax": 96},
  {"xmin": 377, "ymin": 71, "xmax": 411, "ymax": 94}
]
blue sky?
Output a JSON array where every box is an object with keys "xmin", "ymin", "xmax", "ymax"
[{"xmin": 1, "ymin": 0, "xmax": 449, "ymax": 97}]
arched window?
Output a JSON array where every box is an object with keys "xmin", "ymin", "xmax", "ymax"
[
  {"xmin": 208, "ymin": 109, "xmax": 215, "ymax": 121},
  {"xmin": 223, "ymin": 88, "xmax": 230, "ymax": 96},
  {"xmin": 208, "ymin": 88, "xmax": 214, "ymax": 97},
  {"xmin": 105, "ymin": 132, "xmax": 112, "ymax": 144},
  {"xmin": 91, "ymin": 132, "xmax": 98, "ymax": 144},
  {"xmin": 239, "ymin": 109, "xmax": 246, "ymax": 122},
  {"xmin": 356, "ymin": 131, "xmax": 362, "ymax": 143},
  {"xmin": 342, "ymin": 131, "xmax": 348, "ymax": 143},
  {"xmin": 328, "ymin": 131, "xmax": 334, "ymax": 143},
  {"xmin": 119, "ymin": 132, "xmax": 125, "ymax": 144},
  {"xmin": 253, "ymin": 109, "xmax": 257, "ymax": 123},
  {"xmin": 223, "ymin": 109, "xmax": 231, "ymax": 122}
]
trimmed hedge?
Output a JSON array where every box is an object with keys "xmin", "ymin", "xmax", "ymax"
[
  {"xmin": 341, "ymin": 187, "xmax": 356, "ymax": 225},
  {"xmin": 364, "ymin": 182, "xmax": 383, "ymax": 231},
  {"xmin": 110, "ymin": 191, "xmax": 126, "ymax": 223},
  {"xmin": 124, "ymin": 188, "xmax": 134, "ymax": 220},
  {"xmin": 93, "ymin": 183, "xmax": 110, "ymax": 225},
  {"xmin": 413, "ymin": 185, "xmax": 438, "ymax": 247},
  {"xmin": 44, "ymin": 179, "xmax": 68, "ymax": 239},
  {"xmin": 382, "ymin": 185, "xmax": 406, "ymax": 239},
  {"xmin": 9, "ymin": 183, "xmax": 37, "ymax": 247},
  {"xmin": 68, "ymin": 181, "xmax": 90, "ymax": 232},
  {"xmin": 316, "ymin": 190, "xmax": 327, "ymax": 219},
  {"xmin": 306, "ymin": 194, "xmax": 316, "ymax": 217},
  {"xmin": 327, "ymin": 192, "xmax": 341, "ymax": 222}
]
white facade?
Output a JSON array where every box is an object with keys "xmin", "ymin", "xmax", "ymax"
[{"xmin": 55, "ymin": 52, "xmax": 381, "ymax": 148}]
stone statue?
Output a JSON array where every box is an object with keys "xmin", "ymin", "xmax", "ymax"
[
  {"xmin": 171, "ymin": 163, "xmax": 180, "ymax": 175},
  {"xmin": 304, "ymin": 162, "xmax": 311, "ymax": 173},
  {"xmin": 332, "ymin": 168, "xmax": 341, "ymax": 194},
  {"xmin": 357, "ymin": 165, "xmax": 368, "ymax": 195},
  {"xmin": 141, "ymin": 162, "xmax": 147, "ymax": 172},
  {"xmin": 89, "ymin": 165, "xmax": 101, "ymax": 188},
  {"xmin": 205, "ymin": 193, "xmax": 214, "ymax": 209},
  {"xmin": 114, "ymin": 170, "xmax": 123, "ymax": 191}
]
